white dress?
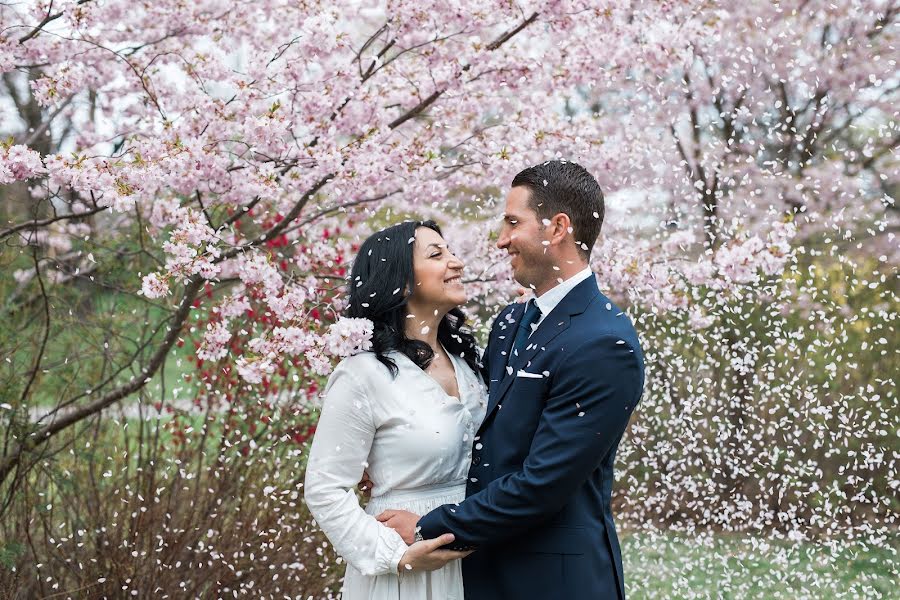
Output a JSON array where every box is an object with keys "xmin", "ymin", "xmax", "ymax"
[{"xmin": 304, "ymin": 348, "xmax": 487, "ymax": 600}]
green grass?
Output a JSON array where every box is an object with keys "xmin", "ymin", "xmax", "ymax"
[{"xmin": 622, "ymin": 530, "xmax": 898, "ymax": 599}]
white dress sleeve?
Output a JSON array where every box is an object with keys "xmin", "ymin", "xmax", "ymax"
[{"xmin": 303, "ymin": 362, "xmax": 409, "ymax": 576}]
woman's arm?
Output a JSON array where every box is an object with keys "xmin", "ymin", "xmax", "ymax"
[{"xmin": 303, "ymin": 363, "xmax": 408, "ymax": 576}]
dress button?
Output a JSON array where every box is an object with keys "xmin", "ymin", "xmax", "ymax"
[{"xmin": 472, "ymin": 455, "xmax": 482, "ymax": 466}]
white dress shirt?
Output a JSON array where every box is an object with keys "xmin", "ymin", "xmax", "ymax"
[{"xmin": 532, "ymin": 266, "xmax": 595, "ymax": 328}]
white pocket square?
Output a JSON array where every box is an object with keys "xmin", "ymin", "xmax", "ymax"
[{"xmin": 516, "ymin": 370, "xmax": 544, "ymax": 379}]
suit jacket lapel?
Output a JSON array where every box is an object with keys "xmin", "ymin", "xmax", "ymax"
[
  {"xmin": 484, "ymin": 304, "xmax": 523, "ymax": 417},
  {"xmin": 484, "ymin": 314, "xmax": 570, "ymax": 420},
  {"xmin": 480, "ymin": 276, "xmax": 600, "ymax": 432}
]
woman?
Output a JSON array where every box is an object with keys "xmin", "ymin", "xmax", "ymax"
[{"xmin": 304, "ymin": 220, "xmax": 487, "ymax": 599}]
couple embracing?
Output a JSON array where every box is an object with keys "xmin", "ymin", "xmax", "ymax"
[{"xmin": 304, "ymin": 160, "xmax": 645, "ymax": 600}]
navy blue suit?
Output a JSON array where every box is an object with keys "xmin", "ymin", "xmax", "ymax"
[{"xmin": 417, "ymin": 276, "xmax": 644, "ymax": 600}]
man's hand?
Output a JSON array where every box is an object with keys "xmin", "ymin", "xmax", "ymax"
[
  {"xmin": 397, "ymin": 533, "xmax": 473, "ymax": 574},
  {"xmin": 376, "ymin": 509, "xmax": 420, "ymax": 544}
]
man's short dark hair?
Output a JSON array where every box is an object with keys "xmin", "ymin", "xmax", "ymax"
[{"xmin": 511, "ymin": 160, "xmax": 604, "ymax": 259}]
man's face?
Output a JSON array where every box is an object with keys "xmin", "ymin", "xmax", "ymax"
[{"xmin": 496, "ymin": 186, "xmax": 552, "ymax": 291}]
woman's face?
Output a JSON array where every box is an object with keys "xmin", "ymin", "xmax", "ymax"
[{"xmin": 407, "ymin": 226, "xmax": 466, "ymax": 316}]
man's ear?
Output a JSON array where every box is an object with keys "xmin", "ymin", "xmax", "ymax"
[{"xmin": 547, "ymin": 213, "xmax": 571, "ymax": 245}]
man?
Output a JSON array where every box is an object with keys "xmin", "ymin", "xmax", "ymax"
[{"xmin": 380, "ymin": 160, "xmax": 645, "ymax": 599}]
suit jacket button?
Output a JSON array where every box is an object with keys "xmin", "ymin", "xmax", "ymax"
[{"xmin": 472, "ymin": 455, "xmax": 481, "ymax": 466}]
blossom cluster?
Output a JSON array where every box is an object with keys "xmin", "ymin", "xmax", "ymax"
[
  {"xmin": 234, "ymin": 317, "xmax": 372, "ymax": 384},
  {"xmin": 0, "ymin": 144, "xmax": 44, "ymax": 184}
]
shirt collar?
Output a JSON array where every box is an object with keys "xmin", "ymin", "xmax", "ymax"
[{"xmin": 533, "ymin": 266, "xmax": 594, "ymax": 318}]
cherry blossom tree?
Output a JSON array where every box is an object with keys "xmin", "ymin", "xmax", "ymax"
[
  {"xmin": 0, "ymin": 0, "xmax": 705, "ymax": 487},
  {"xmin": 579, "ymin": 0, "xmax": 898, "ymax": 534}
]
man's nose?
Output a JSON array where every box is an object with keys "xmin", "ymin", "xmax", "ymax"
[{"xmin": 496, "ymin": 232, "xmax": 509, "ymax": 250}]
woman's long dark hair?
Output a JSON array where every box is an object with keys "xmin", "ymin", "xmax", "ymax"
[{"xmin": 345, "ymin": 220, "xmax": 479, "ymax": 377}]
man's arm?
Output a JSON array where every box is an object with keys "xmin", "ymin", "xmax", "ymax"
[{"xmin": 417, "ymin": 335, "xmax": 643, "ymax": 547}]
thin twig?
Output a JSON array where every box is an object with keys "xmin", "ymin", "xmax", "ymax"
[
  {"xmin": 17, "ymin": 0, "xmax": 94, "ymax": 44},
  {"xmin": 19, "ymin": 246, "xmax": 51, "ymax": 404},
  {"xmin": 0, "ymin": 205, "xmax": 108, "ymax": 242}
]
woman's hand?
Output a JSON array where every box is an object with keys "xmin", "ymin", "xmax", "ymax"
[{"xmin": 397, "ymin": 533, "xmax": 473, "ymax": 574}]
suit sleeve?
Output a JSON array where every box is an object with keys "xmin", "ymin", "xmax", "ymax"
[{"xmin": 417, "ymin": 335, "xmax": 643, "ymax": 547}]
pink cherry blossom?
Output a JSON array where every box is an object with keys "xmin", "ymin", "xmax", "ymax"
[
  {"xmin": 321, "ymin": 317, "xmax": 374, "ymax": 357},
  {"xmin": 196, "ymin": 320, "xmax": 233, "ymax": 361},
  {"xmin": 140, "ymin": 272, "xmax": 170, "ymax": 299},
  {"xmin": 0, "ymin": 144, "xmax": 44, "ymax": 183}
]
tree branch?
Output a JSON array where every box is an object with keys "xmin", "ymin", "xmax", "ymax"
[
  {"xmin": 487, "ymin": 12, "xmax": 539, "ymax": 51},
  {"xmin": 281, "ymin": 189, "xmax": 403, "ymax": 237},
  {"xmin": 0, "ymin": 277, "xmax": 204, "ymax": 486},
  {"xmin": 17, "ymin": 0, "xmax": 95, "ymax": 45},
  {"xmin": 19, "ymin": 94, "xmax": 74, "ymax": 147},
  {"xmin": 387, "ymin": 12, "xmax": 539, "ymax": 130},
  {"xmin": 19, "ymin": 248, "xmax": 51, "ymax": 404},
  {"xmin": 217, "ymin": 173, "xmax": 333, "ymax": 262},
  {"xmin": 387, "ymin": 89, "xmax": 443, "ymax": 130},
  {"xmin": 0, "ymin": 205, "xmax": 108, "ymax": 242}
]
